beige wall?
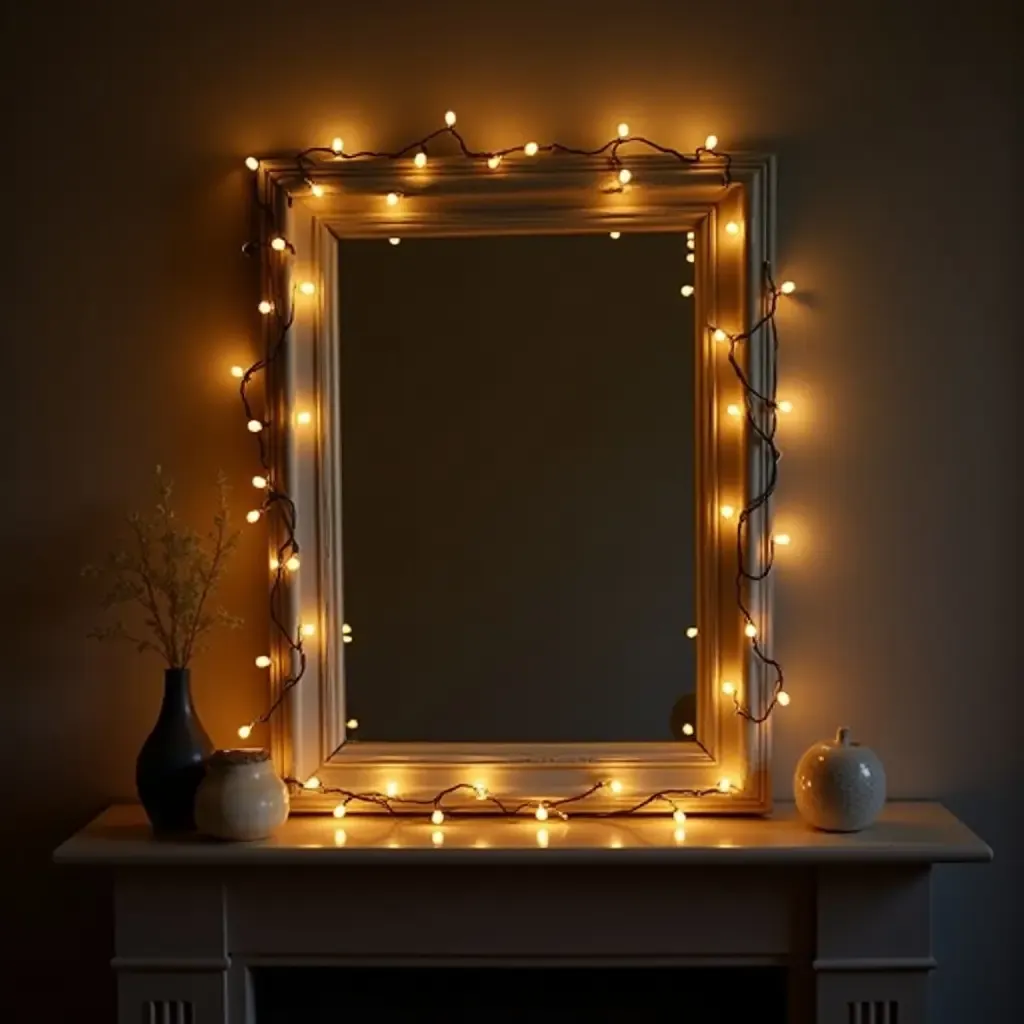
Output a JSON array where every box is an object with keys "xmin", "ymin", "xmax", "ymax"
[{"xmin": 2, "ymin": 2, "xmax": 1019, "ymax": 1019}]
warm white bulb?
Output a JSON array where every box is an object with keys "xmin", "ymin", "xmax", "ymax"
[
  {"xmin": 385, "ymin": 192, "xmax": 400, "ymax": 206},
  {"xmin": 713, "ymin": 329, "xmax": 728, "ymax": 343},
  {"xmin": 720, "ymin": 504, "xmax": 735, "ymax": 519},
  {"xmin": 535, "ymin": 805, "xmax": 549, "ymax": 821},
  {"xmin": 681, "ymin": 723, "xmax": 695, "ymax": 736},
  {"xmin": 487, "ymin": 155, "xmax": 502, "ymax": 169},
  {"xmin": 473, "ymin": 782, "xmax": 488, "ymax": 800},
  {"xmin": 673, "ymin": 809, "xmax": 687, "ymax": 824},
  {"xmin": 726, "ymin": 403, "xmax": 741, "ymax": 417},
  {"xmin": 704, "ymin": 134, "xmax": 719, "ymax": 151},
  {"xmin": 717, "ymin": 777, "xmax": 733, "ymax": 793},
  {"xmin": 255, "ymin": 655, "xmax": 271, "ymax": 668},
  {"xmin": 285, "ymin": 555, "xmax": 300, "ymax": 572},
  {"xmin": 252, "ymin": 475, "xmax": 268, "ymax": 489},
  {"xmin": 524, "ymin": 142, "xmax": 539, "ymax": 156},
  {"xmin": 778, "ymin": 400, "xmax": 794, "ymax": 414},
  {"xmin": 333, "ymin": 803, "xmax": 347, "ymax": 818},
  {"xmin": 304, "ymin": 775, "xmax": 321, "ymax": 790},
  {"xmin": 270, "ymin": 236, "xmax": 287, "ymax": 251},
  {"xmin": 686, "ymin": 237, "xmax": 696, "ymax": 250},
  {"xmin": 780, "ymin": 280, "xmax": 796, "ymax": 294},
  {"xmin": 247, "ymin": 419, "xmax": 263, "ymax": 433},
  {"xmin": 617, "ymin": 122, "xmax": 629, "ymax": 137},
  {"xmin": 230, "ymin": 365, "xmax": 245, "ymax": 379},
  {"xmin": 774, "ymin": 533, "xmax": 791, "ymax": 546},
  {"xmin": 299, "ymin": 281, "xmax": 316, "ymax": 296},
  {"xmin": 296, "ymin": 410, "xmax": 312, "ymax": 425},
  {"xmin": 301, "ymin": 623, "xmax": 316, "ymax": 637},
  {"xmin": 444, "ymin": 110, "xmax": 457, "ymax": 126},
  {"xmin": 745, "ymin": 623, "xmax": 758, "ymax": 638},
  {"xmin": 777, "ymin": 690, "xmax": 791, "ymax": 707},
  {"xmin": 389, "ymin": 237, "xmax": 401, "ymax": 246},
  {"xmin": 686, "ymin": 230, "xmax": 695, "ymax": 241},
  {"xmin": 431, "ymin": 809, "xmax": 445, "ymax": 825},
  {"xmin": 686, "ymin": 253, "xmax": 695, "ymax": 263},
  {"xmin": 609, "ymin": 231, "xmax": 621, "ymax": 240},
  {"xmin": 385, "ymin": 781, "xmax": 399, "ymax": 798},
  {"xmin": 721, "ymin": 681, "xmax": 736, "ymax": 696},
  {"xmin": 246, "ymin": 509, "xmax": 262, "ymax": 524},
  {"xmin": 342, "ymin": 624, "xmax": 352, "ymax": 634},
  {"xmin": 331, "ymin": 137, "xmax": 344, "ymax": 153},
  {"xmin": 310, "ymin": 183, "xmax": 325, "ymax": 198},
  {"xmin": 245, "ymin": 156, "xmax": 260, "ymax": 171},
  {"xmin": 618, "ymin": 168, "xmax": 632, "ymax": 185},
  {"xmin": 414, "ymin": 151, "xmax": 427, "ymax": 168},
  {"xmin": 343, "ymin": 635, "xmax": 353, "ymax": 644},
  {"xmin": 346, "ymin": 718, "xmax": 359, "ymax": 729},
  {"xmin": 685, "ymin": 626, "xmax": 698, "ymax": 638},
  {"xmin": 257, "ymin": 300, "xmax": 273, "ymax": 315},
  {"xmin": 680, "ymin": 285, "xmax": 694, "ymax": 297},
  {"xmin": 609, "ymin": 779, "xmax": 623, "ymax": 795},
  {"xmin": 725, "ymin": 221, "xmax": 740, "ymax": 236},
  {"xmin": 237, "ymin": 724, "xmax": 252, "ymax": 740}
]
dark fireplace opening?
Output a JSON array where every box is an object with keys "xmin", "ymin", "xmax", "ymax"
[{"xmin": 254, "ymin": 966, "xmax": 787, "ymax": 1022}]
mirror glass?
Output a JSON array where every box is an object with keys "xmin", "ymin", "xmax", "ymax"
[{"xmin": 337, "ymin": 232, "xmax": 697, "ymax": 743}]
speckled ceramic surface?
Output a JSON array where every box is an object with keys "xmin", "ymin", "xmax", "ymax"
[
  {"xmin": 195, "ymin": 749, "xmax": 290, "ymax": 841},
  {"xmin": 793, "ymin": 727, "xmax": 886, "ymax": 832}
]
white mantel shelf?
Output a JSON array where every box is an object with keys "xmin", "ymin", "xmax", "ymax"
[
  {"xmin": 56, "ymin": 802, "xmax": 990, "ymax": 1024},
  {"xmin": 56, "ymin": 801, "xmax": 990, "ymax": 867}
]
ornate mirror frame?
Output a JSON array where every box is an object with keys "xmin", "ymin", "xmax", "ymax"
[{"xmin": 255, "ymin": 150, "xmax": 776, "ymax": 814}]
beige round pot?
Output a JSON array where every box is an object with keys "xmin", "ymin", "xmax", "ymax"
[{"xmin": 195, "ymin": 749, "xmax": 289, "ymax": 841}]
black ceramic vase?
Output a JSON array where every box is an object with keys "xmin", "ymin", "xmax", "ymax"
[{"xmin": 136, "ymin": 668, "xmax": 214, "ymax": 832}]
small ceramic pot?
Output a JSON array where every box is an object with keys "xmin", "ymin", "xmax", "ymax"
[
  {"xmin": 793, "ymin": 727, "xmax": 886, "ymax": 832},
  {"xmin": 194, "ymin": 749, "xmax": 289, "ymax": 841}
]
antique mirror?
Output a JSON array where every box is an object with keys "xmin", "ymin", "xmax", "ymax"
[{"xmin": 257, "ymin": 141, "xmax": 775, "ymax": 814}]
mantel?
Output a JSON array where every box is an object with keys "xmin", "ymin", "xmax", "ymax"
[{"xmin": 56, "ymin": 803, "xmax": 990, "ymax": 1024}]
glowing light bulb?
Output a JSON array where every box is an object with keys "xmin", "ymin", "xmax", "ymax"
[
  {"xmin": 301, "ymin": 623, "xmax": 316, "ymax": 637},
  {"xmin": 342, "ymin": 624, "xmax": 352, "ymax": 634},
  {"xmin": 255, "ymin": 655, "xmax": 271, "ymax": 669},
  {"xmin": 304, "ymin": 775, "xmax": 321, "ymax": 790},
  {"xmin": 252, "ymin": 475, "xmax": 268, "ymax": 489},
  {"xmin": 726, "ymin": 403, "xmax": 741, "ymax": 417},
  {"xmin": 617, "ymin": 122, "xmax": 629, "ymax": 138},
  {"xmin": 685, "ymin": 626, "xmax": 698, "ymax": 638},
  {"xmin": 535, "ymin": 805, "xmax": 549, "ymax": 822},
  {"xmin": 717, "ymin": 777, "xmax": 733, "ymax": 793},
  {"xmin": 343, "ymin": 635, "xmax": 353, "ymax": 644},
  {"xmin": 257, "ymin": 300, "xmax": 273, "ymax": 315},
  {"xmin": 444, "ymin": 110, "xmax": 457, "ymax": 127},
  {"xmin": 687, "ymin": 237, "xmax": 696, "ymax": 250},
  {"xmin": 473, "ymin": 782, "xmax": 488, "ymax": 800},
  {"xmin": 333, "ymin": 803, "xmax": 347, "ymax": 818},
  {"xmin": 269, "ymin": 557, "xmax": 279, "ymax": 571},
  {"xmin": 673, "ymin": 809, "xmax": 687, "ymax": 824},
  {"xmin": 745, "ymin": 623, "xmax": 758, "ymax": 638},
  {"xmin": 686, "ymin": 252, "xmax": 695, "ymax": 264},
  {"xmin": 682, "ymin": 723, "xmax": 695, "ymax": 736},
  {"xmin": 247, "ymin": 419, "xmax": 263, "ymax": 433},
  {"xmin": 389, "ymin": 237, "xmax": 401, "ymax": 246},
  {"xmin": 310, "ymin": 183, "xmax": 325, "ymax": 198},
  {"xmin": 431, "ymin": 830, "xmax": 445, "ymax": 846},
  {"xmin": 245, "ymin": 156, "xmax": 260, "ymax": 171},
  {"xmin": 346, "ymin": 718, "xmax": 359, "ymax": 729},
  {"xmin": 618, "ymin": 168, "xmax": 632, "ymax": 185},
  {"xmin": 609, "ymin": 231, "xmax": 621, "ymax": 240},
  {"xmin": 487, "ymin": 155, "xmax": 502, "ymax": 169},
  {"xmin": 680, "ymin": 285, "xmax": 694, "ymax": 297},
  {"xmin": 246, "ymin": 509, "xmax": 262, "ymax": 524},
  {"xmin": 284, "ymin": 555, "xmax": 300, "ymax": 572},
  {"xmin": 331, "ymin": 137, "xmax": 344, "ymax": 153},
  {"xmin": 524, "ymin": 142, "xmax": 539, "ymax": 156},
  {"xmin": 237, "ymin": 724, "xmax": 252, "ymax": 740},
  {"xmin": 385, "ymin": 781, "xmax": 399, "ymax": 798},
  {"xmin": 778, "ymin": 400, "xmax": 794, "ymax": 413},
  {"xmin": 720, "ymin": 504, "xmax": 735, "ymax": 519},
  {"xmin": 609, "ymin": 779, "xmax": 623, "ymax": 795},
  {"xmin": 777, "ymin": 690, "xmax": 791, "ymax": 706},
  {"xmin": 704, "ymin": 134, "xmax": 719, "ymax": 151},
  {"xmin": 414, "ymin": 151, "xmax": 427, "ymax": 168},
  {"xmin": 270, "ymin": 236, "xmax": 287, "ymax": 251},
  {"xmin": 713, "ymin": 329, "xmax": 728, "ymax": 343},
  {"xmin": 779, "ymin": 280, "xmax": 796, "ymax": 295},
  {"xmin": 431, "ymin": 809, "xmax": 445, "ymax": 826},
  {"xmin": 230, "ymin": 365, "xmax": 245, "ymax": 379},
  {"xmin": 296, "ymin": 410, "xmax": 312, "ymax": 425},
  {"xmin": 774, "ymin": 533, "xmax": 791, "ymax": 546},
  {"xmin": 721, "ymin": 681, "xmax": 736, "ymax": 696},
  {"xmin": 299, "ymin": 281, "xmax": 316, "ymax": 296},
  {"xmin": 686, "ymin": 230, "xmax": 695, "ymax": 241},
  {"xmin": 385, "ymin": 192, "xmax": 399, "ymax": 206}
]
